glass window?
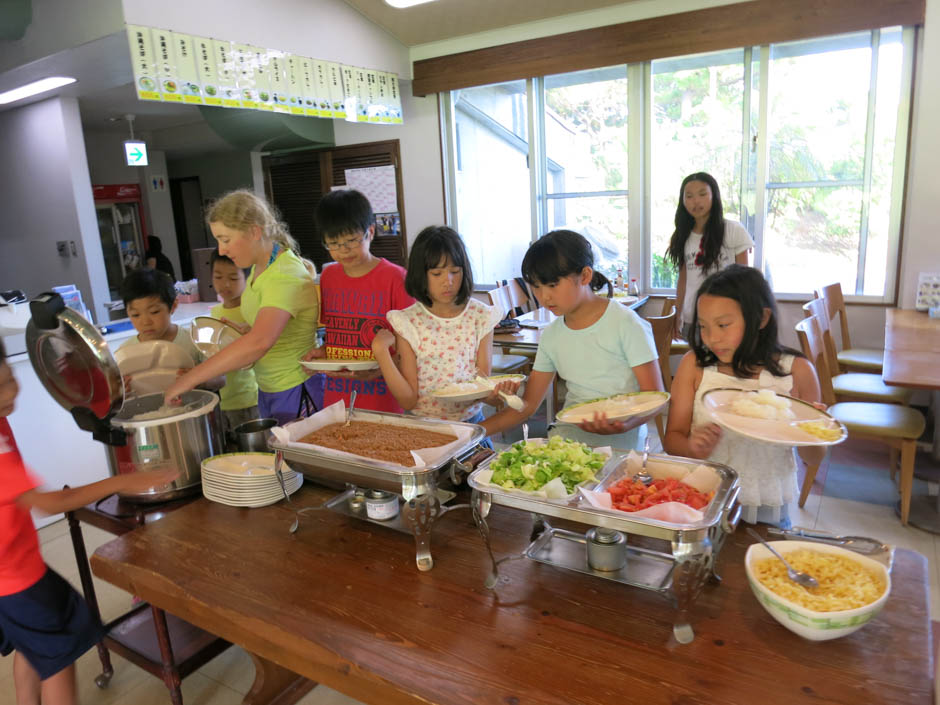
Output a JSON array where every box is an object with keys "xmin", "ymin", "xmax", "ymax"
[
  {"xmin": 442, "ymin": 27, "xmax": 912, "ymax": 302},
  {"xmin": 544, "ymin": 66, "xmax": 629, "ymax": 279},
  {"xmin": 453, "ymin": 80, "xmax": 531, "ymax": 284},
  {"xmin": 649, "ymin": 50, "xmax": 745, "ymax": 288}
]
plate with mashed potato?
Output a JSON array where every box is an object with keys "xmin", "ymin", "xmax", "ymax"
[
  {"xmin": 702, "ymin": 388, "xmax": 847, "ymax": 446},
  {"xmin": 430, "ymin": 374, "xmax": 526, "ymax": 402},
  {"xmin": 556, "ymin": 390, "xmax": 670, "ymax": 425}
]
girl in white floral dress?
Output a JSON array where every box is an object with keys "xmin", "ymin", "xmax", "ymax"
[
  {"xmin": 665, "ymin": 265, "xmax": 825, "ymax": 527},
  {"xmin": 371, "ymin": 227, "xmax": 504, "ymax": 439}
]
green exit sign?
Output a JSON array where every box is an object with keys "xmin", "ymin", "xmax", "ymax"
[{"xmin": 124, "ymin": 140, "xmax": 148, "ymax": 166}]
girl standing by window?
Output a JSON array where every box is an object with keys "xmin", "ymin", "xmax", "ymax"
[{"xmin": 667, "ymin": 172, "xmax": 754, "ymax": 341}]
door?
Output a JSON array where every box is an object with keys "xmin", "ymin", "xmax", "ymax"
[{"xmin": 96, "ymin": 204, "xmax": 122, "ymax": 300}]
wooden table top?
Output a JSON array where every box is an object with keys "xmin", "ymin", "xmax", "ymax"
[
  {"xmin": 493, "ymin": 296, "xmax": 649, "ymax": 350},
  {"xmin": 883, "ymin": 309, "xmax": 940, "ymax": 389},
  {"xmin": 91, "ymin": 486, "xmax": 933, "ymax": 705}
]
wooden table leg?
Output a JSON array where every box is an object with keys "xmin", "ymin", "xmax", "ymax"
[
  {"xmin": 243, "ymin": 653, "xmax": 316, "ymax": 705},
  {"xmin": 66, "ymin": 510, "xmax": 114, "ymax": 688}
]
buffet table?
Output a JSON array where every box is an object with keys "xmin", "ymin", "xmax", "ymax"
[{"xmin": 91, "ymin": 485, "xmax": 933, "ymax": 705}]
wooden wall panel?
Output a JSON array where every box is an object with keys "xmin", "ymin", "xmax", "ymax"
[{"xmin": 412, "ymin": 0, "xmax": 925, "ymax": 96}]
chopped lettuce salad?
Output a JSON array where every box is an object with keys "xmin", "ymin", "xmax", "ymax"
[{"xmin": 488, "ymin": 437, "xmax": 607, "ymax": 495}]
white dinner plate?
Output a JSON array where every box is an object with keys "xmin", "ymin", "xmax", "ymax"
[
  {"xmin": 191, "ymin": 316, "xmax": 243, "ymax": 358},
  {"xmin": 430, "ymin": 374, "xmax": 527, "ymax": 402},
  {"xmin": 115, "ymin": 340, "xmax": 195, "ymax": 376},
  {"xmin": 203, "ymin": 476, "xmax": 302, "ymax": 507},
  {"xmin": 124, "ymin": 368, "xmax": 182, "ymax": 396},
  {"xmin": 702, "ymin": 388, "xmax": 848, "ymax": 447},
  {"xmin": 298, "ymin": 358, "xmax": 380, "ymax": 372},
  {"xmin": 555, "ymin": 391, "xmax": 670, "ymax": 425},
  {"xmin": 201, "ymin": 452, "xmax": 290, "ymax": 477}
]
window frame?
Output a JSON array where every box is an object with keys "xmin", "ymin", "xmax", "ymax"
[{"xmin": 440, "ymin": 26, "xmax": 915, "ymax": 304}]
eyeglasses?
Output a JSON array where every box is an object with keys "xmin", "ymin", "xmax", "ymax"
[{"xmin": 323, "ymin": 234, "xmax": 366, "ymax": 252}]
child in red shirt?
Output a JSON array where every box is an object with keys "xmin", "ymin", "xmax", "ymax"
[
  {"xmin": 0, "ymin": 340, "xmax": 178, "ymax": 705},
  {"xmin": 308, "ymin": 189, "xmax": 414, "ymax": 413}
]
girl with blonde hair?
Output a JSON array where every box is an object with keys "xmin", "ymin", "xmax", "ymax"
[{"xmin": 165, "ymin": 189, "xmax": 322, "ymax": 424}]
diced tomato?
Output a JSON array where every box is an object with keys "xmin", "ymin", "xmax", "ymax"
[{"xmin": 605, "ymin": 475, "xmax": 712, "ymax": 513}]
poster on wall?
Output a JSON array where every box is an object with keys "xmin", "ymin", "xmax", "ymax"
[
  {"xmin": 252, "ymin": 46, "xmax": 274, "ymax": 111},
  {"xmin": 127, "ymin": 25, "xmax": 160, "ymax": 101},
  {"xmin": 213, "ymin": 39, "xmax": 239, "ymax": 107},
  {"xmin": 152, "ymin": 29, "xmax": 182, "ymax": 102},
  {"xmin": 125, "ymin": 24, "xmax": 402, "ymax": 123},
  {"xmin": 172, "ymin": 33, "xmax": 203, "ymax": 104},
  {"xmin": 387, "ymin": 73, "xmax": 403, "ymax": 124},
  {"xmin": 194, "ymin": 36, "xmax": 221, "ymax": 106},
  {"xmin": 345, "ymin": 166, "xmax": 397, "ymax": 214}
]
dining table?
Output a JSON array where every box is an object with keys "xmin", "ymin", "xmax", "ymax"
[
  {"xmin": 883, "ymin": 308, "xmax": 940, "ymax": 531},
  {"xmin": 492, "ymin": 295, "xmax": 649, "ymax": 419},
  {"xmin": 91, "ymin": 483, "xmax": 933, "ymax": 705}
]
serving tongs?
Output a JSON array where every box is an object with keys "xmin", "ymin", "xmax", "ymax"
[{"xmin": 766, "ymin": 526, "xmax": 889, "ymax": 556}]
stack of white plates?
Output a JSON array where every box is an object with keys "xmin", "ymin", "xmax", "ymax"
[{"xmin": 201, "ymin": 452, "xmax": 302, "ymax": 508}]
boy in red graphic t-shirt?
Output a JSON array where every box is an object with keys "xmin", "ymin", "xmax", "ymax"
[
  {"xmin": 0, "ymin": 340, "xmax": 178, "ymax": 704},
  {"xmin": 304, "ymin": 189, "xmax": 414, "ymax": 413}
]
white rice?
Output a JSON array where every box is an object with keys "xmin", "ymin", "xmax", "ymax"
[{"xmin": 729, "ymin": 389, "xmax": 795, "ymax": 420}]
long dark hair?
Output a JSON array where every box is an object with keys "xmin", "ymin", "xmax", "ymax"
[
  {"xmin": 404, "ymin": 226, "xmax": 474, "ymax": 306},
  {"xmin": 521, "ymin": 230, "xmax": 612, "ymax": 297},
  {"xmin": 666, "ymin": 172, "xmax": 725, "ymax": 271},
  {"xmin": 690, "ymin": 264, "xmax": 800, "ymax": 378}
]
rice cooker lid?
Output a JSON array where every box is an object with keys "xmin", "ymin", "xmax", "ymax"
[{"xmin": 25, "ymin": 293, "xmax": 123, "ymax": 420}]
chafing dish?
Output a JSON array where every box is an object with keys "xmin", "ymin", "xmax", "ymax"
[
  {"xmin": 268, "ymin": 410, "xmax": 487, "ymax": 571},
  {"xmin": 468, "ymin": 451, "xmax": 741, "ymax": 644}
]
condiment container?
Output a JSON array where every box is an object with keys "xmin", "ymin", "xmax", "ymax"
[
  {"xmin": 365, "ymin": 489, "xmax": 400, "ymax": 521},
  {"xmin": 585, "ymin": 527, "xmax": 627, "ymax": 571},
  {"xmin": 348, "ymin": 489, "xmax": 367, "ymax": 514}
]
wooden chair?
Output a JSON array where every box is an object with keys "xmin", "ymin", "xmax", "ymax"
[
  {"xmin": 660, "ymin": 297, "xmax": 690, "ymax": 357},
  {"xmin": 505, "ymin": 279, "xmax": 535, "ymax": 316},
  {"xmin": 817, "ymin": 283, "xmax": 885, "ymax": 373},
  {"xmin": 644, "ymin": 308, "xmax": 676, "ymax": 445},
  {"xmin": 795, "ymin": 315, "xmax": 925, "ymax": 524},
  {"xmin": 802, "ymin": 298, "xmax": 911, "ymax": 405},
  {"xmin": 486, "ymin": 287, "xmax": 531, "ymax": 375}
]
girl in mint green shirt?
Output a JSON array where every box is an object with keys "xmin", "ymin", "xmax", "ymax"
[{"xmin": 482, "ymin": 230, "xmax": 665, "ymax": 450}]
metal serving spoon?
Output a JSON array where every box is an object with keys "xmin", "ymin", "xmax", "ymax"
[
  {"xmin": 632, "ymin": 435, "xmax": 653, "ymax": 486},
  {"xmin": 345, "ymin": 390, "xmax": 357, "ymax": 426},
  {"xmin": 747, "ymin": 528, "xmax": 819, "ymax": 589}
]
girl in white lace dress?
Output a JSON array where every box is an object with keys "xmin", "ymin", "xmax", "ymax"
[
  {"xmin": 664, "ymin": 265, "xmax": 824, "ymax": 527},
  {"xmin": 371, "ymin": 227, "xmax": 504, "ymax": 434}
]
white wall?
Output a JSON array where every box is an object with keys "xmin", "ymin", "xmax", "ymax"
[
  {"xmin": 141, "ymin": 150, "xmax": 182, "ymax": 280},
  {"xmin": 332, "ymin": 80, "xmax": 444, "ymax": 249},
  {"xmin": 121, "ymin": 0, "xmax": 410, "ymax": 77},
  {"xmin": 0, "ymin": 0, "xmax": 125, "ymax": 74},
  {"xmin": 0, "ymin": 97, "xmax": 109, "ymax": 322}
]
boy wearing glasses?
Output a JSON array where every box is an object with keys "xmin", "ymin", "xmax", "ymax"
[{"xmin": 310, "ymin": 189, "xmax": 413, "ymax": 412}]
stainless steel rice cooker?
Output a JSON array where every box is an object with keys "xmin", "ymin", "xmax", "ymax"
[{"xmin": 25, "ymin": 292, "xmax": 223, "ymax": 502}]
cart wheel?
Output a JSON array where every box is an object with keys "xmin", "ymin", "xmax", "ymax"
[{"xmin": 95, "ymin": 672, "xmax": 113, "ymax": 689}]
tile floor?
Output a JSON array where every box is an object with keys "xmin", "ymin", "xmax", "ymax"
[{"xmin": 2, "ymin": 425, "xmax": 937, "ymax": 704}]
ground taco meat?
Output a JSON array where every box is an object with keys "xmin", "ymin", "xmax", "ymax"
[{"xmin": 299, "ymin": 421, "xmax": 457, "ymax": 466}]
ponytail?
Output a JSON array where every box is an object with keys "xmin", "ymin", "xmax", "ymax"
[
  {"xmin": 206, "ymin": 189, "xmax": 317, "ymax": 278},
  {"xmin": 591, "ymin": 271, "xmax": 613, "ymax": 298}
]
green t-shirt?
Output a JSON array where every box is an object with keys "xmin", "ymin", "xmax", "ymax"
[
  {"xmin": 240, "ymin": 250, "xmax": 319, "ymax": 393},
  {"xmin": 210, "ymin": 303, "xmax": 260, "ymax": 411}
]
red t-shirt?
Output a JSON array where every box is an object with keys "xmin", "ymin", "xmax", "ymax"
[
  {"xmin": 319, "ymin": 258, "xmax": 415, "ymax": 413},
  {"xmin": 0, "ymin": 418, "xmax": 46, "ymax": 596}
]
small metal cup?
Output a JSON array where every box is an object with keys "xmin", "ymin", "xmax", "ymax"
[
  {"xmin": 585, "ymin": 527, "xmax": 628, "ymax": 572},
  {"xmin": 234, "ymin": 418, "xmax": 277, "ymax": 452}
]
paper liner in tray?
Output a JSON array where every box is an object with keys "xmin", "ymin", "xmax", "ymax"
[
  {"xmin": 269, "ymin": 400, "xmax": 474, "ymax": 469},
  {"xmin": 472, "ymin": 439, "xmax": 613, "ymax": 502},
  {"xmin": 579, "ymin": 451, "xmax": 721, "ymax": 525}
]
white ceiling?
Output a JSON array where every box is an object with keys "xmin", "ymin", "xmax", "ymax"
[{"xmin": 341, "ymin": 0, "xmax": 638, "ymax": 47}]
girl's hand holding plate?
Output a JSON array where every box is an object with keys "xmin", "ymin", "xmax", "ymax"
[{"xmin": 578, "ymin": 411, "xmax": 627, "ymax": 435}]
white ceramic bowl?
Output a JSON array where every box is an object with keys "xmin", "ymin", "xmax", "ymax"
[{"xmin": 744, "ymin": 540, "xmax": 891, "ymax": 641}]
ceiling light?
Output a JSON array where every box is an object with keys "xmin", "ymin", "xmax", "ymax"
[
  {"xmin": 0, "ymin": 76, "xmax": 76, "ymax": 105},
  {"xmin": 384, "ymin": 0, "xmax": 438, "ymax": 7}
]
